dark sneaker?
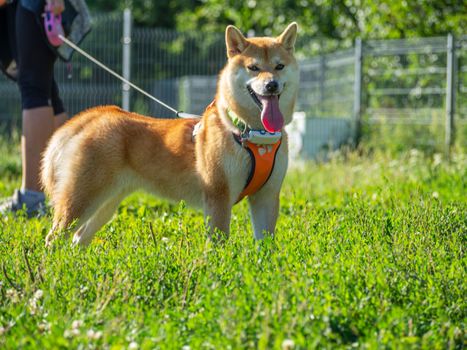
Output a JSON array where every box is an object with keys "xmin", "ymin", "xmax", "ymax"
[{"xmin": 0, "ymin": 189, "xmax": 47, "ymax": 218}]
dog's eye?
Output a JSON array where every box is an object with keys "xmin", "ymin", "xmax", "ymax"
[
  {"xmin": 275, "ymin": 64, "xmax": 285, "ymax": 70},
  {"xmin": 247, "ymin": 65, "xmax": 260, "ymax": 72}
]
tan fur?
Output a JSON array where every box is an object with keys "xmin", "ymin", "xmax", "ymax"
[{"xmin": 42, "ymin": 23, "xmax": 299, "ymax": 246}]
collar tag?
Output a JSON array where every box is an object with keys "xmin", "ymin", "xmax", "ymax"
[{"xmin": 242, "ymin": 130, "xmax": 282, "ymax": 145}]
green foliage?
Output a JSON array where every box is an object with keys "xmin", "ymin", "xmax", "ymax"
[
  {"xmin": 0, "ymin": 140, "xmax": 465, "ymax": 349},
  {"xmin": 0, "ymin": 131, "xmax": 21, "ymax": 181},
  {"xmin": 360, "ymin": 0, "xmax": 466, "ymax": 39},
  {"xmin": 88, "ymin": 0, "xmax": 199, "ymax": 28},
  {"xmin": 88, "ymin": 0, "xmax": 466, "ymax": 41},
  {"xmin": 362, "ymin": 113, "xmax": 446, "ymax": 154}
]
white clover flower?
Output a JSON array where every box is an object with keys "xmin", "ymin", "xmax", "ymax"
[
  {"xmin": 64, "ymin": 328, "xmax": 81, "ymax": 338},
  {"xmin": 64, "ymin": 320, "xmax": 83, "ymax": 338},
  {"xmin": 38, "ymin": 321, "xmax": 51, "ymax": 333},
  {"xmin": 87, "ymin": 329, "xmax": 103, "ymax": 340},
  {"xmin": 28, "ymin": 298, "xmax": 39, "ymax": 315},
  {"xmin": 128, "ymin": 341, "xmax": 138, "ymax": 350},
  {"xmin": 433, "ymin": 153, "xmax": 443, "ymax": 167},
  {"xmin": 34, "ymin": 289, "xmax": 44, "ymax": 300},
  {"xmin": 72, "ymin": 320, "xmax": 83, "ymax": 330},
  {"xmin": 6, "ymin": 289, "xmax": 21, "ymax": 303},
  {"xmin": 28, "ymin": 289, "xmax": 46, "ymax": 315},
  {"xmin": 282, "ymin": 339, "xmax": 295, "ymax": 350}
]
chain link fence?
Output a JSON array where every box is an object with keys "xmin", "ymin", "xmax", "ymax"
[
  {"xmin": 0, "ymin": 10, "xmax": 465, "ymax": 157},
  {"xmin": 362, "ymin": 35, "xmax": 467, "ymax": 153},
  {"xmin": 0, "ymin": 12, "xmax": 124, "ymax": 129}
]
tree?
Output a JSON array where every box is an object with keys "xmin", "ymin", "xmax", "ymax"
[
  {"xmin": 87, "ymin": 0, "xmax": 466, "ymax": 40},
  {"xmin": 88, "ymin": 0, "xmax": 200, "ymax": 28},
  {"xmin": 175, "ymin": 0, "xmax": 466, "ymax": 40}
]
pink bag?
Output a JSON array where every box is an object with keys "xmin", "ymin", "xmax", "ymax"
[{"xmin": 43, "ymin": 3, "xmax": 64, "ymax": 47}]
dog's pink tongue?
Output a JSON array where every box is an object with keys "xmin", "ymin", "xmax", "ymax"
[{"xmin": 258, "ymin": 95, "xmax": 284, "ymax": 132}]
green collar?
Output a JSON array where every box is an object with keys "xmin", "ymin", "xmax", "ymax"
[
  {"xmin": 226, "ymin": 108, "xmax": 282, "ymax": 145},
  {"xmin": 226, "ymin": 108, "xmax": 248, "ymax": 134}
]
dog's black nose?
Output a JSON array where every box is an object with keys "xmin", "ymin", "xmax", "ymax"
[{"xmin": 265, "ymin": 80, "xmax": 279, "ymax": 93}]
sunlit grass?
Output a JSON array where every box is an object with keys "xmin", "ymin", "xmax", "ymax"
[{"xmin": 0, "ymin": 139, "xmax": 465, "ymax": 349}]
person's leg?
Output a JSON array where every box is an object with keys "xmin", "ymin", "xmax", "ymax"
[
  {"xmin": 0, "ymin": 104, "xmax": 53, "ymax": 216},
  {"xmin": 21, "ymin": 107, "xmax": 55, "ymax": 191},
  {"xmin": 55, "ymin": 112, "xmax": 68, "ymax": 129},
  {"xmin": 51, "ymin": 79, "xmax": 67, "ymax": 129},
  {"xmin": 0, "ymin": 3, "xmax": 58, "ymax": 216},
  {"xmin": 16, "ymin": 3, "xmax": 57, "ymax": 194}
]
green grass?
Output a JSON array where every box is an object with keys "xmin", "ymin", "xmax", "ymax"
[{"xmin": 0, "ymin": 137, "xmax": 465, "ymax": 349}]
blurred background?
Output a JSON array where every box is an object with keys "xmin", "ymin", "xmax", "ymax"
[{"xmin": 0, "ymin": 0, "xmax": 465, "ymax": 157}]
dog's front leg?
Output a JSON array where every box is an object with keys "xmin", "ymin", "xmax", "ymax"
[
  {"xmin": 248, "ymin": 190, "xmax": 280, "ymax": 240},
  {"xmin": 203, "ymin": 192, "xmax": 232, "ymax": 240}
]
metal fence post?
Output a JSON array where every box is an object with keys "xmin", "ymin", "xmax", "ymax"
[
  {"xmin": 122, "ymin": 8, "xmax": 132, "ymax": 111},
  {"xmin": 319, "ymin": 54, "xmax": 325, "ymax": 116},
  {"xmin": 445, "ymin": 33, "xmax": 456, "ymax": 156},
  {"xmin": 353, "ymin": 37, "xmax": 363, "ymax": 145}
]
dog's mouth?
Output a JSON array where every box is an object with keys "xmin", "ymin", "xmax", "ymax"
[{"xmin": 247, "ymin": 85, "xmax": 284, "ymax": 133}]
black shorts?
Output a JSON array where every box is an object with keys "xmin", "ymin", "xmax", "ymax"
[{"xmin": 13, "ymin": 2, "xmax": 65, "ymax": 114}]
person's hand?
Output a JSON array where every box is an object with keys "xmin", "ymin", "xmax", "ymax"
[{"xmin": 46, "ymin": 0, "xmax": 65, "ymax": 14}]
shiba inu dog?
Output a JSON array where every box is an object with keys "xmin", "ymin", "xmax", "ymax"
[{"xmin": 42, "ymin": 22, "xmax": 299, "ymax": 246}]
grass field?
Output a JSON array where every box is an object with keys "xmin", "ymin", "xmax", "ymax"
[{"xmin": 0, "ymin": 136, "xmax": 465, "ymax": 349}]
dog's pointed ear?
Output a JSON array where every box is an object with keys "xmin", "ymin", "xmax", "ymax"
[
  {"xmin": 277, "ymin": 22, "xmax": 298, "ymax": 52},
  {"xmin": 225, "ymin": 25, "xmax": 249, "ymax": 58}
]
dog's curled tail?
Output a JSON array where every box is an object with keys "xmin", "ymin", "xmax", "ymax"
[{"xmin": 41, "ymin": 128, "xmax": 69, "ymax": 201}]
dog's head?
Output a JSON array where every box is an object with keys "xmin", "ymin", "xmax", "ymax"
[{"xmin": 218, "ymin": 23, "xmax": 299, "ymax": 132}]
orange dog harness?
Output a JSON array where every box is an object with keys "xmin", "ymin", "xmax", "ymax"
[
  {"xmin": 234, "ymin": 135, "xmax": 282, "ymax": 203},
  {"xmin": 197, "ymin": 100, "xmax": 282, "ymax": 203}
]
